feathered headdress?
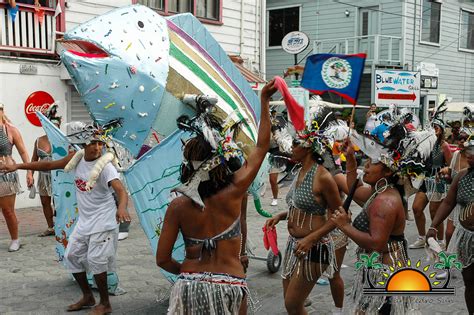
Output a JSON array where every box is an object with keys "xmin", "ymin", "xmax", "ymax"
[
  {"xmin": 174, "ymin": 95, "xmax": 244, "ymax": 208},
  {"xmin": 295, "ymin": 103, "xmax": 349, "ymax": 159},
  {"xmin": 431, "ymin": 100, "xmax": 448, "ymax": 129},
  {"xmin": 350, "ymin": 123, "xmax": 436, "ymax": 177},
  {"xmin": 65, "ymin": 119, "xmax": 121, "ymax": 146}
]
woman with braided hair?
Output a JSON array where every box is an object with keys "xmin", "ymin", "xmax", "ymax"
[
  {"xmin": 156, "ymin": 80, "xmax": 277, "ymax": 314},
  {"xmin": 264, "ymin": 107, "xmax": 345, "ymax": 315},
  {"xmin": 330, "ymin": 124, "xmax": 435, "ymax": 314}
]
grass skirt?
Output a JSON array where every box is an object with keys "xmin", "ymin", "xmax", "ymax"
[
  {"xmin": 168, "ymin": 272, "xmax": 248, "ymax": 315},
  {"xmin": 451, "ymin": 224, "xmax": 474, "ymax": 269},
  {"xmin": 37, "ymin": 171, "xmax": 52, "ymax": 196},
  {"xmin": 0, "ymin": 171, "xmax": 22, "ymax": 197},
  {"xmin": 281, "ymin": 234, "xmax": 337, "ymax": 281}
]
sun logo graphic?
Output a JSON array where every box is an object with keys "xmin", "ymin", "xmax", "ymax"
[{"xmin": 356, "ymin": 252, "xmax": 463, "ymax": 296}]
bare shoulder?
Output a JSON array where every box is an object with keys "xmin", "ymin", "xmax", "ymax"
[
  {"xmin": 370, "ymin": 189, "xmax": 401, "ymax": 216},
  {"xmin": 317, "ymin": 166, "xmax": 335, "ymax": 184},
  {"xmin": 6, "ymin": 124, "xmax": 19, "ymax": 135}
]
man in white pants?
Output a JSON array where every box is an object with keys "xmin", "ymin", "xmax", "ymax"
[{"xmin": 2, "ymin": 129, "xmax": 130, "ymax": 315}]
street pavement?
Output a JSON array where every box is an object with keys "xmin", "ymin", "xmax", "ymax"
[{"xmin": 0, "ymin": 182, "xmax": 468, "ymax": 315}]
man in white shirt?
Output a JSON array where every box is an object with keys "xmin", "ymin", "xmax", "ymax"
[{"xmin": 2, "ymin": 129, "xmax": 130, "ymax": 315}]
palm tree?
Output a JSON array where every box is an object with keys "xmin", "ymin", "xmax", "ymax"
[
  {"xmin": 434, "ymin": 252, "xmax": 463, "ymax": 289},
  {"xmin": 355, "ymin": 252, "xmax": 383, "ymax": 289}
]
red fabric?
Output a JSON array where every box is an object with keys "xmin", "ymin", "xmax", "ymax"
[
  {"xmin": 262, "ymin": 225, "xmax": 279, "ymax": 255},
  {"xmin": 273, "ymin": 76, "xmax": 305, "ymax": 131},
  {"xmin": 67, "ymin": 50, "xmax": 108, "ymax": 58}
]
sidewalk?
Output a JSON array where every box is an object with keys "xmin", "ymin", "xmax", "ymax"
[{"xmin": 0, "ymin": 187, "xmax": 468, "ymax": 314}]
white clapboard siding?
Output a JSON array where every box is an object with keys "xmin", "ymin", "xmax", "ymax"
[{"xmin": 0, "ymin": 9, "xmax": 6, "ymax": 46}]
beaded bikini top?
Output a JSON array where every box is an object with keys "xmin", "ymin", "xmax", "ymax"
[
  {"xmin": 286, "ymin": 164, "xmax": 326, "ymax": 215},
  {"xmin": 457, "ymin": 169, "xmax": 474, "ymax": 207}
]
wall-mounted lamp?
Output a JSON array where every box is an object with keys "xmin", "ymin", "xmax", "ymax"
[{"xmin": 345, "ymin": 9, "xmax": 350, "ymax": 17}]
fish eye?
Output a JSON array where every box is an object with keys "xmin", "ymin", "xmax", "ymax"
[{"xmin": 137, "ymin": 20, "xmax": 145, "ymax": 29}]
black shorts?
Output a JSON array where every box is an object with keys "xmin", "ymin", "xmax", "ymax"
[{"xmin": 309, "ymin": 243, "xmax": 330, "ymax": 264}]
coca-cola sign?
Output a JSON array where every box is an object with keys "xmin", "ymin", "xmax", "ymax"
[{"xmin": 24, "ymin": 91, "xmax": 55, "ymax": 127}]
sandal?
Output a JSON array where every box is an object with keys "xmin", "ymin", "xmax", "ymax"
[{"xmin": 38, "ymin": 228, "xmax": 55, "ymax": 237}]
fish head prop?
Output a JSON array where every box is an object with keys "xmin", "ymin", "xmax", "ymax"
[
  {"xmin": 61, "ymin": 5, "xmax": 170, "ymax": 158},
  {"xmin": 61, "ymin": 5, "xmax": 262, "ymax": 162}
]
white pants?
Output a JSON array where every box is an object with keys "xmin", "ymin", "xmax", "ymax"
[{"xmin": 65, "ymin": 228, "xmax": 118, "ymax": 275}]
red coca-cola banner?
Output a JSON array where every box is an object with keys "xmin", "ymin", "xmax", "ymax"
[{"xmin": 24, "ymin": 91, "xmax": 55, "ymax": 127}]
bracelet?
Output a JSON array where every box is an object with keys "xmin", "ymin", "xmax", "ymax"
[
  {"xmin": 428, "ymin": 226, "xmax": 438, "ymax": 233},
  {"xmin": 240, "ymin": 252, "xmax": 248, "ymax": 257}
]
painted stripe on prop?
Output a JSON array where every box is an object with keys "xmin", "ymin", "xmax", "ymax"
[
  {"xmin": 169, "ymin": 42, "xmax": 256, "ymax": 142},
  {"xmin": 167, "ymin": 19, "xmax": 257, "ymax": 123},
  {"xmin": 169, "ymin": 30, "xmax": 256, "ymax": 131}
]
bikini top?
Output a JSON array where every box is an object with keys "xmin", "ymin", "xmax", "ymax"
[
  {"xmin": 36, "ymin": 140, "xmax": 52, "ymax": 160},
  {"xmin": 352, "ymin": 186, "xmax": 404, "ymax": 242},
  {"xmin": 0, "ymin": 127, "xmax": 12, "ymax": 156},
  {"xmin": 183, "ymin": 216, "xmax": 241, "ymax": 260},
  {"xmin": 286, "ymin": 164, "xmax": 326, "ymax": 215},
  {"xmin": 456, "ymin": 168, "xmax": 474, "ymax": 207},
  {"xmin": 426, "ymin": 142, "xmax": 445, "ymax": 176}
]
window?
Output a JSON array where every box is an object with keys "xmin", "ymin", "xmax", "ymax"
[
  {"xmin": 421, "ymin": 0, "xmax": 441, "ymax": 44},
  {"xmin": 169, "ymin": 0, "xmax": 191, "ymax": 13},
  {"xmin": 196, "ymin": 0, "xmax": 218, "ymax": 20},
  {"xmin": 268, "ymin": 6, "xmax": 300, "ymax": 47},
  {"xmin": 139, "ymin": 0, "xmax": 164, "ymax": 10},
  {"xmin": 460, "ymin": 9, "xmax": 474, "ymax": 51},
  {"xmin": 361, "ymin": 12, "xmax": 369, "ymax": 36},
  {"xmin": 138, "ymin": 0, "xmax": 221, "ymax": 22}
]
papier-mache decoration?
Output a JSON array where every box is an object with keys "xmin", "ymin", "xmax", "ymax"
[
  {"xmin": 60, "ymin": 4, "xmax": 261, "ymax": 159},
  {"xmin": 61, "ymin": 5, "xmax": 263, "ymax": 283},
  {"xmin": 61, "ymin": 5, "xmax": 170, "ymax": 158},
  {"xmin": 36, "ymin": 112, "xmax": 122, "ymax": 295},
  {"xmin": 124, "ymin": 130, "xmax": 186, "ymax": 283}
]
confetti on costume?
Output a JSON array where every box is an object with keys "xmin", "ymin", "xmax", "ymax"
[{"xmin": 60, "ymin": 5, "xmax": 263, "ymax": 283}]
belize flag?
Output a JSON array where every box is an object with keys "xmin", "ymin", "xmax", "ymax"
[{"xmin": 301, "ymin": 53, "xmax": 366, "ymax": 105}]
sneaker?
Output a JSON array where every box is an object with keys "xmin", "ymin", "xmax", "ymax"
[
  {"xmin": 317, "ymin": 278, "xmax": 329, "ymax": 285},
  {"xmin": 8, "ymin": 239, "xmax": 20, "ymax": 252},
  {"xmin": 271, "ymin": 199, "xmax": 278, "ymax": 206},
  {"xmin": 438, "ymin": 240, "xmax": 446, "ymax": 251},
  {"xmin": 409, "ymin": 237, "xmax": 426, "ymax": 249},
  {"xmin": 118, "ymin": 232, "xmax": 129, "ymax": 241},
  {"xmin": 435, "ymin": 271, "xmax": 448, "ymax": 280}
]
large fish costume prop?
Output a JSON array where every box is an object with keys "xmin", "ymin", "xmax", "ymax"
[
  {"xmin": 59, "ymin": 5, "xmax": 263, "ymax": 282},
  {"xmin": 37, "ymin": 112, "xmax": 122, "ymax": 294}
]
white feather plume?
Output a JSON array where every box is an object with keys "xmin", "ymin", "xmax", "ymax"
[{"xmin": 273, "ymin": 127, "xmax": 293, "ymax": 154}]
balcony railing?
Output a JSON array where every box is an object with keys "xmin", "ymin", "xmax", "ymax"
[
  {"xmin": 0, "ymin": 2, "xmax": 63, "ymax": 56},
  {"xmin": 313, "ymin": 35, "xmax": 403, "ymax": 66}
]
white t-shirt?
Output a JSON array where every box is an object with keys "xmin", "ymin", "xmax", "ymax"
[{"xmin": 74, "ymin": 157, "xmax": 119, "ymax": 235}]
